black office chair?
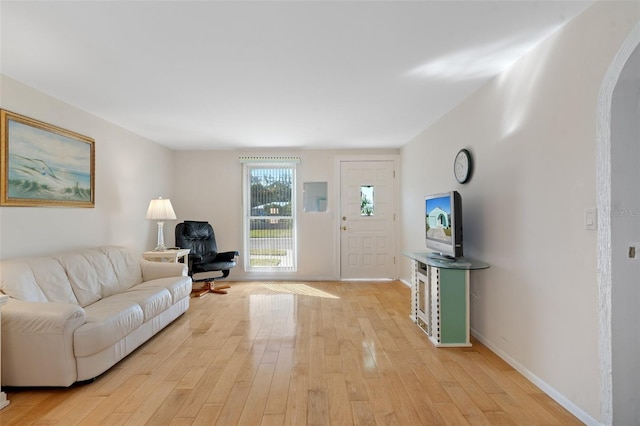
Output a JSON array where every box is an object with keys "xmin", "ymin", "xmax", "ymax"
[{"xmin": 175, "ymin": 220, "xmax": 238, "ymax": 296}]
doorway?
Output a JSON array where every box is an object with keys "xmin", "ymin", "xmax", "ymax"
[
  {"xmin": 338, "ymin": 157, "xmax": 399, "ymax": 279},
  {"xmin": 597, "ymin": 24, "xmax": 640, "ymax": 425}
]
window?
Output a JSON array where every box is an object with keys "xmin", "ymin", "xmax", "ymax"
[
  {"xmin": 243, "ymin": 162, "xmax": 297, "ymax": 272},
  {"xmin": 361, "ymin": 185, "xmax": 374, "ymax": 216}
]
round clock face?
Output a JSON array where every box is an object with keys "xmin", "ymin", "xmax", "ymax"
[{"xmin": 454, "ymin": 149, "xmax": 472, "ymax": 184}]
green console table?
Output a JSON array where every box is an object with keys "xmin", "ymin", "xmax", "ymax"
[{"xmin": 403, "ymin": 251, "xmax": 489, "ymax": 347}]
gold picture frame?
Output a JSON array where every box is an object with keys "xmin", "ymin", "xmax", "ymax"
[{"xmin": 0, "ymin": 109, "xmax": 95, "ymax": 207}]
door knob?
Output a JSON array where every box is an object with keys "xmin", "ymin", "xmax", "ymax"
[{"xmin": 341, "ymin": 226, "xmax": 347, "ymax": 231}]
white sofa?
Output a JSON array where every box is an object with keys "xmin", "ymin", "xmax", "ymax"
[{"xmin": 0, "ymin": 246, "xmax": 191, "ymax": 387}]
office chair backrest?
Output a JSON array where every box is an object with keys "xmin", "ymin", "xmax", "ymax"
[{"xmin": 175, "ymin": 221, "xmax": 219, "ymax": 255}]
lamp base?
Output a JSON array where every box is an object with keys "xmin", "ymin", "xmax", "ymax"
[{"xmin": 154, "ymin": 221, "xmax": 167, "ymax": 251}]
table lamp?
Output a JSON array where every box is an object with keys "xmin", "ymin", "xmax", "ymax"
[{"xmin": 146, "ymin": 197, "xmax": 177, "ymax": 251}]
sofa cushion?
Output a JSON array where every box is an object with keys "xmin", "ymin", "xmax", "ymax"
[
  {"xmin": 121, "ymin": 287, "xmax": 173, "ymax": 322},
  {"xmin": 75, "ymin": 298, "xmax": 144, "ymax": 357},
  {"xmin": 0, "ymin": 257, "xmax": 78, "ymax": 304},
  {"xmin": 134, "ymin": 276, "xmax": 192, "ymax": 304},
  {"xmin": 56, "ymin": 252, "xmax": 103, "ymax": 307},
  {"xmin": 100, "ymin": 246, "xmax": 143, "ymax": 292},
  {"xmin": 1, "ymin": 259, "xmax": 48, "ymax": 302}
]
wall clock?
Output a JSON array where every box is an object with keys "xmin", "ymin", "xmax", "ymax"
[{"xmin": 454, "ymin": 149, "xmax": 472, "ymax": 184}]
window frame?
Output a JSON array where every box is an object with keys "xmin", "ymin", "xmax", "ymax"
[{"xmin": 242, "ymin": 162, "xmax": 297, "ymax": 272}]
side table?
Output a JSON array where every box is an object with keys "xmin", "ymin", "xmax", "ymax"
[
  {"xmin": 402, "ymin": 251, "xmax": 489, "ymax": 347},
  {"xmin": 143, "ymin": 248, "xmax": 190, "ymax": 264}
]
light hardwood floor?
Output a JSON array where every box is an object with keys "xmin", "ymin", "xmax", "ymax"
[{"xmin": 1, "ymin": 281, "xmax": 582, "ymax": 425}]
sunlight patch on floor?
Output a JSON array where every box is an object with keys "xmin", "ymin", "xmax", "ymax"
[{"xmin": 261, "ymin": 283, "xmax": 340, "ymax": 299}]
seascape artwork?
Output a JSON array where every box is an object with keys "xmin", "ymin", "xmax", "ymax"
[{"xmin": 1, "ymin": 110, "xmax": 94, "ymax": 207}]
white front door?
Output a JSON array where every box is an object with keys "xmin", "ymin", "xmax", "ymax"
[{"xmin": 339, "ymin": 160, "xmax": 397, "ymax": 279}]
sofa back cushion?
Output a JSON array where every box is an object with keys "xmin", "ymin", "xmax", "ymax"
[
  {"xmin": 0, "ymin": 257, "xmax": 79, "ymax": 304},
  {"xmin": 100, "ymin": 246, "xmax": 143, "ymax": 293},
  {"xmin": 0, "ymin": 246, "xmax": 143, "ymax": 307},
  {"xmin": 54, "ymin": 247, "xmax": 144, "ymax": 307},
  {"xmin": 56, "ymin": 251, "xmax": 105, "ymax": 307}
]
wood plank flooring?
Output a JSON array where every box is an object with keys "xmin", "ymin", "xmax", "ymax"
[{"xmin": 0, "ymin": 281, "xmax": 582, "ymax": 425}]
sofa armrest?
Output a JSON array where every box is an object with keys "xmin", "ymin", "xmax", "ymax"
[
  {"xmin": 140, "ymin": 259, "xmax": 188, "ymax": 281},
  {"xmin": 2, "ymin": 298, "xmax": 86, "ymax": 386}
]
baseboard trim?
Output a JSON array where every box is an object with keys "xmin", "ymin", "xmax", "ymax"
[
  {"xmin": 229, "ymin": 276, "xmax": 338, "ymax": 282},
  {"xmin": 470, "ymin": 329, "xmax": 601, "ymax": 426},
  {"xmin": 229, "ymin": 277, "xmax": 407, "ymax": 283}
]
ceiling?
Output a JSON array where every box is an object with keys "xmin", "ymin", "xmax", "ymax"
[{"xmin": 0, "ymin": 1, "xmax": 593, "ymax": 151}]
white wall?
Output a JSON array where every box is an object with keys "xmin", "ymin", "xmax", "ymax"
[
  {"xmin": 172, "ymin": 149, "xmax": 398, "ymax": 280},
  {"xmin": 399, "ymin": 2, "xmax": 640, "ymax": 423},
  {"xmin": 0, "ymin": 75, "xmax": 175, "ymax": 259}
]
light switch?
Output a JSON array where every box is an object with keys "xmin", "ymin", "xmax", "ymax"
[{"xmin": 585, "ymin": 208, "xmax": 597, "ymax": 230}]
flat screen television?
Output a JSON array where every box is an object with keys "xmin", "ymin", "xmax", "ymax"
[{"xmin": 425, "ymin": 191, "xmax": 463, "ymax": 259}]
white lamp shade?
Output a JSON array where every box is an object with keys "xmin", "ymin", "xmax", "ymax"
[{"xmin": 146, "ymin": 197, "xmax": 177, "ymax": 220}]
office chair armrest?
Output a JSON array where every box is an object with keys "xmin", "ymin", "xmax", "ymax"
[{"xmin": 215, "ymin": 251, "xmax": 239, "ymax": 262}]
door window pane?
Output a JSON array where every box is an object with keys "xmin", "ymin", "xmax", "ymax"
[{"xmin": 361, "ymin": 185, "xmax": 374, "ymax": 216}]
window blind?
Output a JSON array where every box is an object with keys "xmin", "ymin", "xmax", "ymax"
[{"xmin": 243, "ymin": 162, "xmax": 297, "ymax": 272}]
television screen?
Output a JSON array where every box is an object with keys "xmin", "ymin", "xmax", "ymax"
[
  {"xmin": 425, "ymin": 191, "xmax": 463, "ymax": 258},
  {"xmin": 426, "ymin": 195, "xmax": 452, "ymax": 244}
]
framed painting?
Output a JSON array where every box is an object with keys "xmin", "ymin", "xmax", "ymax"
[{"xmin": 0, "ymin": 109, "xmax": 95, "ymax": 207}]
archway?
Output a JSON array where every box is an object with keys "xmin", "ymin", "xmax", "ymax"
[{"xmin": 596, "ymin": 23, "xmax": 640, "ymax": 425}]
